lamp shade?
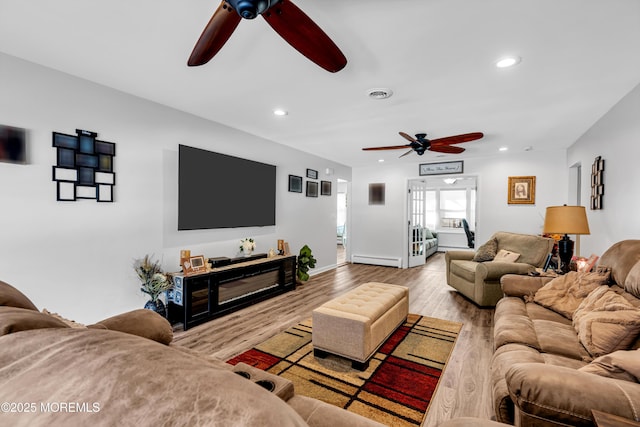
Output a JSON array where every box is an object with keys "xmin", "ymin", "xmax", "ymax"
[{"xmin": 543, "ymin": 205, "xmax": 590, "ymax": 235}]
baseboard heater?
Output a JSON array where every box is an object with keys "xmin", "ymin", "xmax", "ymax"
[{"xmin": 351, "ymin": 254, "xmax": 402, "ymax": 268}]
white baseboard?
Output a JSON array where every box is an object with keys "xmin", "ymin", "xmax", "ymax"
[{"xmin": 351, "ymin": 254, "xmax": 402, "ymax": 268}]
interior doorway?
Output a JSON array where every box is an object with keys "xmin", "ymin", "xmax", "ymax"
[
  {"xmin": 336, "ymin": 179, "xmax": 349, "ymax": 265},
  {"xmin": 407, "ymin": 176, "xmax": 477, "ymax": 266}
]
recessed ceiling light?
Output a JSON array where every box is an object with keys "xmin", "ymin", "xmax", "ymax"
[
  {"xmin": 496, "ymin": 56, "xmax": 521, "ymax": 68},
  {"xmin": 273, "ymin": 109, "xmax": 288, "ymax": 116},
  {"xmin": 378, "ymin": 159, "xmax": 385, "ymax": 163},
  {"xmin": 499, "ymin": 146, "xmax": 509, "ymax": 152},
  {"xmin": 367, "ymin": 88, "xmax": 393, "ymax": 100}
]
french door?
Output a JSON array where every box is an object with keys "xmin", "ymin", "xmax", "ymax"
[{"xmin": 408, "ymin": 179, "xmax": 428, "ymax": 267}]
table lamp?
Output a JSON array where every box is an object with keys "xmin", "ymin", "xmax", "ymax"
[{"xmin": 543, "ymin": 205, "xmax": 590, "ymax": 273}]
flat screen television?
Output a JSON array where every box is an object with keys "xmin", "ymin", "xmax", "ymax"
[{"xmin": 178, "ymin": 144, "xmax": 276, "ymax": 230}]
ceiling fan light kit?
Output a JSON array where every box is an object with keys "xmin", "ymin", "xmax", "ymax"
[{"xmin": 188, "ymin": 0, "xmax": 347, "ymax": 73}]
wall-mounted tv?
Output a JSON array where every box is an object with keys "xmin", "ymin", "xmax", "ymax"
[{"xmin": 178, "ymin": 144, "xmax": 276, "ymax": 230}]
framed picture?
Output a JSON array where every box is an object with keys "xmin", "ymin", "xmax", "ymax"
[
  {"xmin": 288, "ymin": 174, "xmax": 302, "ymax": 193},
  {"xmin": 369, "ymin": 183, "xmax": 385, "ymax": 205},
  {"xmin": 306, "ymin": 181, "xmax": 319, "ymax": 197},
  {"xmin": 321, "ymin": 180, "xmax": 331, "ymax": 196},
  {"xmin": 419, "ymin": 160, "xmax": 464, "ymax": 176},
  {"xmin": 508, "ymin": 176, "xmax": 536, "ymax": 204},
  {"xmin": 182, "ymin": 255, "xmax": 206, "ymax": 275},
  {"xmin": 306, "ymin": 168, "xmax": 318, "ymax": 179}
]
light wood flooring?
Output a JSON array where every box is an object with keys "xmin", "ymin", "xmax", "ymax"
[{"xmin": 173, "ymin": 253, "xmax": 496, "ymax": 426}]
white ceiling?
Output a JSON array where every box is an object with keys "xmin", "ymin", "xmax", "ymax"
[{"xmin": 1, "ymin": 0, "xmax": 639, "ymax": 167}]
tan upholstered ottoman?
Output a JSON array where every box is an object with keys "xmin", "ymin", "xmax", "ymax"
[{"xmin": 312, "ymin": 282, "xmax": 409, "ymax": 370}]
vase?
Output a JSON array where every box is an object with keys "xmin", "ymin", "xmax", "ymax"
[
  {"xmin": 244, "ymin": 250, "xmax": 253, "ymax": 257},
  {"xmin": 144, "ymin": 299, "xmax": 166, "ymax": 318}
]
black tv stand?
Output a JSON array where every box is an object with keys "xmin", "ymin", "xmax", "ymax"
[{"xmin": 168, "ymin": 255, "xmax": 296, "ymax": 330}]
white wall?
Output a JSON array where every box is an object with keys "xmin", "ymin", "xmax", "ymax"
[
  {"xmin": 351, "ymin": 150, "xmax": 567, "ymax": 267},
  {"xmin": 568, "ymin": 82, "xmax": 640, "ymax": 255},
  {"xmin": 0, "ymin": 53, "xmax": 349, "ymax": 323}
]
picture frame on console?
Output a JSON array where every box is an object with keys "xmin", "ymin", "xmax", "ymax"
[{"xmin": 182, "ymin": 255, "xmax": 206, "ymax": 275}]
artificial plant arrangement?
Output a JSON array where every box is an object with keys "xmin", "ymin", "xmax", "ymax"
[
  {"xmin": 296, "ymin": 244, "xmax": 317, "ymax": 282},
  {"xmin": 240, "ymin": 238, "xmax": 256, "ymax": 255},
  {"xmin": 133, "ymin": 254, "xmax": 172, "ymax": 317}
]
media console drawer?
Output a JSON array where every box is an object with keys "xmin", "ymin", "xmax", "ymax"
[{"xmin": 168, "ymin": 255, "xmax": 296, "ymax": 330}]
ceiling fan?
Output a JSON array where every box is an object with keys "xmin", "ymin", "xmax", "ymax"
[
  {"xmin": 363, "ymin": 131, "xmax": 484, "ymax": 157},
  {"xmin": 188, "ymin": 0, "xmax": 347, "ymax": 73}
]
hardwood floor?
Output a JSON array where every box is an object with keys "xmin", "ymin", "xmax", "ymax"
[{"xmin": 173, "ymin": 253, "xmax": 496, "ymax": 426}]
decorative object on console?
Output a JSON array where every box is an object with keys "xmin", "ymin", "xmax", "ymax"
[
  {"xmin": 288, "ymin": 174, "xmax": 302, "ymax": 193},
  {"xmin": 296, "ymin": 244, "xmax": 317, "ymax": 282},
  {"xmin": 182, "ymin": 255, "xmax": 207, "ymax": 275},
  {"xmin": 507, "ymin": 176, "xmax": 535, "ymax": 204},
  {"xmin": 52, "ymin": 129, "xmax": 116, "ymax": 202},
  {"xmin": 240, "ymin": 238, "xmax": 256, "ymax": 256},
  {"xmin": 134, "ymin": 255, "xmax": 172, "ymax": 317},
  {"xmin": 591, "ymin": 156, "xmax": 605, "ymax": 210},
  {"xmin": 543, "ymin": 205, "xmax": 591, "ymax": 274}
]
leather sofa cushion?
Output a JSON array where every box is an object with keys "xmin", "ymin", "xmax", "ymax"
[
  {"xmin": 90, "ymin": 309, "xmax": 174, "ymax": 345},
  {"xmin": 533, "ymin": 320, "xmax": 591, "ymax": 361},
  {"xmin": 0, "ymin": 280, "xmax": 38, "ymax": 311},
  {"xmin": 0, "ymin": 306, "xmax": 69, "ymax": 336}
]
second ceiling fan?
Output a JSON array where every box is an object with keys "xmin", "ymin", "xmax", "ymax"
[
  {"xmin": 188, "ymin": 0, "xmax": 347, "ymax": 73},
  {"xmin": 363, "ymin": 131, "xmax": 484, "ymax": 157}
]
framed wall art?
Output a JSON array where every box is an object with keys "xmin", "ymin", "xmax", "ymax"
[
  {"xmin": 306, "ymin": 181, "xmax": 318, "ymax": 197},
  {"xmin": 288, "ymin": 174, "xmax": 303, "ymax": 193},
  {"xmin": 508, "ymin": 176, "xmax": 536, "ymax": 204},
  {"xmin": 590, "ymin": 156, "xmax": 604, "ymax": 210},
  {"xmin": 369, "ymin": 183, "xmax": 385, "ymax": 205},
  {"xmin": 419, "ymin": 160, "xmax": 464, "ymax": 176},
  {"xmin": 321, "ymin": 180, "xmax": 331, "ymax": 196},
  {"xmin": 306, "ymin": 168, "xmax": 318, "ymax": 179}
]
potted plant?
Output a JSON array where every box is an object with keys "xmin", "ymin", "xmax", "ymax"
[
  {"xmin": 296, "ymin": 245, "xmax": 317, "ymax": 283},
  {"xmin": 240, "ymin": 238, "xmax": 256, "ymax": 257},
  {"xmin": 133, "ymin": 255, "xmax": 172, "ymax": 317}
]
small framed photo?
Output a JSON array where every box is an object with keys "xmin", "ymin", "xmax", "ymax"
[
  {"xmin": 306, "ymin": 168, "xmax": 318, "ymax": 179},
  {"xmin": 182, "ymin": 255, "xmax": 206, "ymax": 275},
  {"xmin": 507, "ymin": 176, "xmax": 536, "ymax": 204},
  {"xmin": 306, "ymin": 181, "xmax": 319, "ymax": 197},
  {"xmin": 321, "ymin": 180, "xmax": 331, "ymax": 196},
  {"xmin": 288, "ymin": 174, "xmax": 303, "ymax": 193}
]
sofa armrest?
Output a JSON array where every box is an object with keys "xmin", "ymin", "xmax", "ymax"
[
  {"xmin": 445, "ymin": 250, "xmax": 475, "ymax": 261},
  {"xmin": 475, "ymin": 262, "xmax": 536, "ymax": 281},
  {"xmin": 506, "ymin": 363, "xmax": 640, "ymax": 426},
  {"xmin": 88, "ymin": 309, "xmax": 173, "ymax": 345},
  {"xmin": 500, "ymin": 274, "xmax": 555, "ymax": 298}
]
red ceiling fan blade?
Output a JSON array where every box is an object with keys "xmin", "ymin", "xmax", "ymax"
[
  {"xmin": 262, "ymin": 0, "xmax": 347, "ymax": 72},
  {"xmin": 430, "ymin": 132, "xmax": 484, "ymax": 145},
  {"xmin": 399, "ymin": 132, "xmax": 418, "ymax": 143},
  {"xmin": 188, "ymin": 1, "xmax": 242, "ymax": 66},
  {"xmin": 399, "ymin": 149, "xmax": 415, "ymax": 158},
  {"xmin": 429, "ymin": 145, "xmax": 466, "ymax": 154},
  {"xmin": 362, "ymin": 145, "xmax": 411, "ymax": 151}
]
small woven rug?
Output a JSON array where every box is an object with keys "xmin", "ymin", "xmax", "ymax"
[{"xmin": 227, "ymin": 313, "xmax": 462, "ymax": 426}]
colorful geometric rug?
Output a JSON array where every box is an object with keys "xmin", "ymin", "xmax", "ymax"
[{"xmin": 227, "ymin": 313, "xmax": 462, "ymax": 426}]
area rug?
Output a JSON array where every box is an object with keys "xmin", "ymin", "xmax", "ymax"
[{"xmin": 227, "ymin": 313, "xmax": 462, "ymax": 426}]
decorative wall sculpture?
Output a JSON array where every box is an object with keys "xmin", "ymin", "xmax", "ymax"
[
  {"xmin": 52, "ymin": 129, "xmax": 116, "ymax": 202},
  {"xmin": 590, "ymin": 156, "xmax": 604, "ymax": 210}
]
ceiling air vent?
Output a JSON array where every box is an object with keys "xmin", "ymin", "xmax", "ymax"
[{"xmin": 367, "ymin": 88, "xmax": 393, "ymax": 100}]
